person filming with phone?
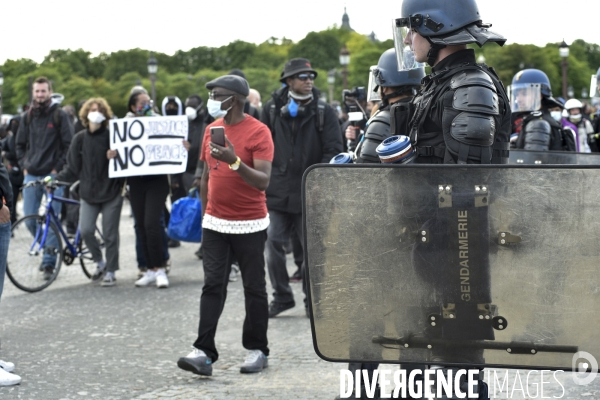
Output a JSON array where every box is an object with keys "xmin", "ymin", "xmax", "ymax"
[{"xmin": 177, "ymin": 74, "xmax": 274, "ymax": 376}]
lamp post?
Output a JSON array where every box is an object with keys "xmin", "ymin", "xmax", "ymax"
[
  {"xmin": 477, "ymin": 54, "xmax": 486, "ymax": 64},
  {"xmin": 339, "ymin": 45, "xmax": 350, "ymax": 90},
  {"xmin": 147, "ymin": 53, "xmax": 158, "ymax": 103},
  {"xmin": 559, "ymin": 40, "xmax": 569, "ymax": 100},
  {"xmin": 327, "ymin": 69, "xmax": 336, "ymax": 104},
  {"xmin": 0, "ymin": 70, "xmax": 4, "ymax": 121},
  {"xmin": 582, "ymin": 87, "xmax": 588, "ymax": 99},
  {"xmin": 567, "ymin": 85, "xmax": 574, "ymax": 99}
]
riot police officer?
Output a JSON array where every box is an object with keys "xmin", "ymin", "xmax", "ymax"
[
  {"xmin": 394, "ymin": 0, "xmax": 511, "ymax": 165},
  {"xmin": 511, "ymin": 69, "xmax": 576, "ymax": 152},
  {"xmin": 390, "ymin": 0, "xmax": 511, "ymax": 397},
  {"xmin": 334, "ymin": 49, "xmax": 426, "ymax": 400},
  {"xmin": 353, "ymin": 48, "xmax": 425, "ymax": 164}
]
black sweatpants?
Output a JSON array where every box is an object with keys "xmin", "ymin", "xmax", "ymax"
[{"xmin": 128, "ymin": 175, "xmax": 169, "ymax": 269}]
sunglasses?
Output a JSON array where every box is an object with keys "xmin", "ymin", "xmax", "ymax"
[{"xmin": 295, "ymin": 73, "xmax": 316, "ymax": 81}]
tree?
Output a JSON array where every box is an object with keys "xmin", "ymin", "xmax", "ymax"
[
  {"xmin": 43, "ymin": 49, "xmax": 95, "ymax": 78},
  {"xmin": 288, "ymin": 31, "xmax": 341, "ymax": 70},
  {"xmin": 103, "ymin": 49, "xmax": 151, "ymax": 82}
]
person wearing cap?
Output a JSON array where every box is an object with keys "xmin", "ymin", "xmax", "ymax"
[
  {"xmin": 177, "ymin": 74, "xmax": 274, "ymax": 376},
  {"xmin": 261, "ymin": 58, "xmax": 342, "ymax": 318}
]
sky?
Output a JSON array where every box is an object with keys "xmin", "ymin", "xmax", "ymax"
[{"xmin": 1, "ymin": 0, "xmax": 598, "ymax": 65}]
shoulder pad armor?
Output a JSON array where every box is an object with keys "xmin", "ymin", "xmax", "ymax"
[
  {"xmin": 370, "ymin": 110, "xmax": 391, "ymax": 125},
  {"xmin": 453, "ymin": 85, "xmax": 499, "ymax": 115},
  {"xmin": 523, "ymin": 119, "xmax": 551, "ymax": 151},
  {"xmin": 364, "ymin": 111, "xmax": 391, "ymax": 142},
  {"xmin": 450, "ymin": 69, "xmax": 496, "ymax": 91}
]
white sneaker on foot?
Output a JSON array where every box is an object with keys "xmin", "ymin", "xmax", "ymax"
[
  {"xmin": 135, "ymin": 270, "xmax": 157, "ymax": 287},
  {"xmin": 101, "ymin": 272, "xmax": 117, "ymax": 287},
  {"xmin": 156, "ymin": 268, "xmax": 169, "ymax": 288},
  {"xmin": 91, "ymin": 259, "xmax": 107, "ymax": 282},
  {"xmin": 0, "ymin": 360, "xmax": 15, "ymax": 373},
  {"xmin": 240, "ymin": 350, "xmax": 268, "ymax": 373},
  {"xmin": 229, "ymin": 263, "xmax": 240, "ymax": 282},
  {"xmin": 0, "ymin": 368, "xmax": 21, "ymax": 386}
]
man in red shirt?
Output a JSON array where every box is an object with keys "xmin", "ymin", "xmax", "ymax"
[{"xmin": 177, "ymin": 74, "xmax": 274, "ymax": 376}]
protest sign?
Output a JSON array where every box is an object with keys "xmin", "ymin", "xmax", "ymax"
[{"xmin": 109, "ymin": 116, "xmax": 188, "ymax": 178}]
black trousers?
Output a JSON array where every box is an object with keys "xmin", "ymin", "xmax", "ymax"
[
  {"xmin": 128, "ymin": 176, "xmax": 169, "ymax": 269},
  {"xmin": 193, "ymin": 228, "xmax": 269, "ymax": 362}
]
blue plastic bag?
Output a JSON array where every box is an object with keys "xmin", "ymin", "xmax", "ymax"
[{"xmin": 167, "ymin": 188, "xmax": 202, "ymax": 243}]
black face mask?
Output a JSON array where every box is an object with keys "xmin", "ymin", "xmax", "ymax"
[{"xmin": 165, "ymin": 109, "xmax": 179, "ymax": 116}]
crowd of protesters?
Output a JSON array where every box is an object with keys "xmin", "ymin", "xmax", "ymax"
[{"xmin": 2, "ymin": 56, "xmax": 600, "ymax": 391}]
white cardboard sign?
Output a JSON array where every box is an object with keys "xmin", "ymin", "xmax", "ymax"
[{"xmin": 109, "ymin": 116, "xmax": 188, "ymax": 178}]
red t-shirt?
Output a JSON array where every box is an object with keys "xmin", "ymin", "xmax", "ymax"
[{"xmin": 200, "ymin": 115, "xmax": 274, "ymax": 221}]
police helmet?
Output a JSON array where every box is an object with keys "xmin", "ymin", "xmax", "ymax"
[
  {"xmin": 512, "ymin": 69, "xmax": 552, "ymax": 98},
  {"xmin": 374, "ymin": 49, "xmax": 425, "ymax": 88},
  {"xmin": 511, "ymin": 69, "xmax": 562, "ymax": 112},
  {"xmin": 397, "ymin": 0, "xmax": 506, "ymax": 47}
]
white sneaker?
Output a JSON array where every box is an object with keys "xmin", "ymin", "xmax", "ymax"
[
  {"xmin": 0, "ymin": 360, "xmax": 15, "ymax": 373},
  {"xmin": 156, "ymin": 268, "xmax": 169, "ymax": 289},
  {"xmin": 240, "ymin": 350, "xmax": 268, "ymax": 373},
  {"xmin": 229, "ymin": 263, "xmax": 240, "ymax": 282},
  {"xmin": 0, "ymin": 368, "xmax": 21, "ymax": 386},
  {"xmin": 135, "ymin": 270, "xmax": 157, "ymax": 287}
]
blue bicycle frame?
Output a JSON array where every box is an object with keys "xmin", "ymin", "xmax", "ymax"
[{"xmin": 29, "ymin": 188, "xmax": 82, "ymax": 257}]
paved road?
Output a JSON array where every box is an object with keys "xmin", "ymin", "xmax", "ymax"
[{"xmin": 1, "ymin": 200, "xmax": 600, "ymax": 399}]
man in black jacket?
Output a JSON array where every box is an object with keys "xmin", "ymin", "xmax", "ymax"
[
  {"xmin": 16, "ymin": 76, "xmax": 74, "ymax": 279},
  {"xmin": 261, "ymin": 58, "xmax": 342, "ymax": 318}
]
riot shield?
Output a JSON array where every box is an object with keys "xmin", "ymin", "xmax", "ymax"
[
  {"xmin": 303, "ymin": 164, "xmax": 600, "ymax": 370},
  {"xmin": 509, "ymin": 149, "xmax": 600, "ymax": 165}
]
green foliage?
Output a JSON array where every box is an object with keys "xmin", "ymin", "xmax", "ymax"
[
  {"xmin": 288, "ymin": 31, "xmax": 341, "ymax": 70},
  {"xmin": 1, "ymin": 31, "xmax": 599, "ymax": 116}
]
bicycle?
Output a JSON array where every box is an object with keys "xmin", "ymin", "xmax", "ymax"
[{"xmin": 7, "ymin": 178, "xmax": 104, "ymax": 292}]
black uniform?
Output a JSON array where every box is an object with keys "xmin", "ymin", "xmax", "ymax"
[
  {"xmin": 356, "ymin": 99, "xmax": 411, "ymax": 163},
  {"xmin": 514, "ymin": 110, "xmax": 576, "ymax": 152},
  {"xmin": 402, "ymin": 49, "xmax": 511, "ymax": 165}
]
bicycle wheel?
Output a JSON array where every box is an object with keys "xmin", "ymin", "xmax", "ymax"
[
  {"xmin": 79, "ymin": 227, "xmax": 105, "ymax": 279},
  {"xmin": 7, "ymin": 215, "xmax": 63, "ymax": 292}
]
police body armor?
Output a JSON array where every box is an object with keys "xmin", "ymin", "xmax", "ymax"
[
  {"xmin": 393, "ymin": 66, "xmax": 510, "ymax": 165},
  {"xmin": 356, "ymin": 109, "xmax": 391, "ymax": 164},
  {"xmin": 515, "ymin": 111, "xmax": 576, "ymax": 152}
]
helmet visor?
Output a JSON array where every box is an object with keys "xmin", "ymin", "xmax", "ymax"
[
  {"xmin": 367, "ymin": 66, "xmax": 381, "ymax": 103},
  {"xmin": 511, "ymin": 84, "xmax": 542, "ymax": 113},
  {"xmin": 591, "ymin": 74, "xmax": 600, "ymax": 98},
  {"xmin": 392, "ymin": 19, "xmax": 422, "ymax": 71}
]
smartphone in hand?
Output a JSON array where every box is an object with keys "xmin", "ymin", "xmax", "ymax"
[{"xmin": 210, "ymin": 126, "xmax": 225, "ymax": 147}]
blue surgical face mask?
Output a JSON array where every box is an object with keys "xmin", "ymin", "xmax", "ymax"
[
  {"xmin": 550, "ymin": 110, "xmax": 563, "ymax": 122},
  {"xmin": 207, "ymin": 98, "xmax": 232, "ymax": 119}
]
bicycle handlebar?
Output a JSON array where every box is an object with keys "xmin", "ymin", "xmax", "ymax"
[{"xmin": 21, "ymin": 179, "xmax": 73, "ymax": 190}]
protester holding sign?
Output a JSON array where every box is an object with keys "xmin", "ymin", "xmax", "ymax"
[
  {"xmin": 121, "ymin": 91, "xmax": 172, "ymax": 289},
  {"xmin": 57, "ymin": 98, "xmax": 125, "ymax": 286},
  {"xmin": 177, "ymin": 74, "xmax": 273, "ymax": 376},
  {"xmin": 124, "ymin": 87, "xmax": 172, "ymax": 279}
]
